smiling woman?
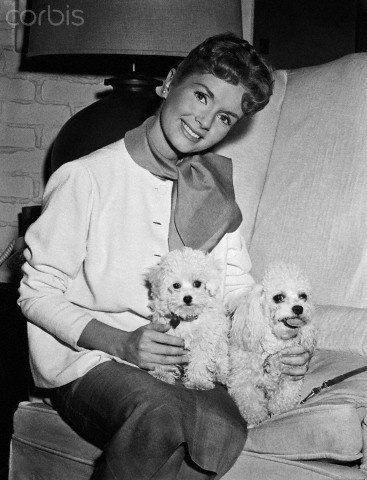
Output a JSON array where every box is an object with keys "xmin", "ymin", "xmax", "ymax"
[{"xmin": 16, "ymin": 33, "xmax": 277, "ymax": 480}]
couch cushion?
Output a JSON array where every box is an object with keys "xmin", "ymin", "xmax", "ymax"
[
  {"xmin": 247, "ymin": 53, "xmax": 367, "ymax": 308},
  {"xmin": 245, "ymin": 349, "xmax": 367, "ymax": 461},
  {"xmin": 12, "ymin": 402, "xmax": 101, "ymax": 463}
]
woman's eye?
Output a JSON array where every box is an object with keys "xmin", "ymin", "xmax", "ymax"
[
  {"xmin": 173, "ymin": 283, "xmax": 181, "ymax": 289},
  {"xmin": 273, "ymin": 294, "xmax": 285, "ymax": 303},
  {"xmin": 299, "ymin": 293, "xmax": 308, "ymax": 301},
  {"xmin": 194, "ymin": 91, "xmax": 207, "ymax": 104},
  {"xmin": 193, "ymin": 280, "xmax": 202, "ymax": 288},
  {"xmin": 218, "ymin": 114, "xmax": 231, "ymax": 126}
]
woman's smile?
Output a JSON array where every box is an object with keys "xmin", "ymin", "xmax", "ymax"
[{"xmin": 181, "ymin": 120, "xmax": 202, "ymax": 142}]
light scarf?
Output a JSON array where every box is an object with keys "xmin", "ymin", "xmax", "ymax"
[{"xmin": 124, "ymin": 116, "xmax": 242, "ymax": 252}]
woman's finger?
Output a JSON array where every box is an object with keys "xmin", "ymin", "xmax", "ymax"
[
  {"xmin": 139, "ymin": 352, "xmax": 187, "ymax": 369},
  {"xmin": 281, "ymin": 350, "xmax": 310, "ymax": 366},
  {"xmin": 143, "ymin": 324, "xmax": 185, "ymax": 347},
  {"xmin": 281, "ymin": 344, "xmax": 307, "ymax": 355}
]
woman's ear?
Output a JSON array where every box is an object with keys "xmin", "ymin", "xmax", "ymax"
[{"xmin": 155, "ymin": 68, "xmax": 176, "ymax": 98}]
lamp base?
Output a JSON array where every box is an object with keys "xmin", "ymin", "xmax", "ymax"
[{"xmin": 50, "ymin": 74, "xmax": 162, "ymax": 172}]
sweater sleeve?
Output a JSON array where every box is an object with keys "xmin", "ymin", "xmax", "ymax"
[
  {"xmin": 18, "ymin": 161, "xmax": 95, "ymax": 349},
  {"xmin": 222, "ymin": 229, "xmax": 255, "ymax": 313}
]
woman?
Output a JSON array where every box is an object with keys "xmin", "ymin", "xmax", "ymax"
[{"xmin": 19, "ymin": 33, "xmax": 310, "ymax": 479}]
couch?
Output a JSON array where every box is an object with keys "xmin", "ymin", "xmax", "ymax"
[{"xmin": 9, "ymin": 53, "xmax": 367, "ymax": 479}]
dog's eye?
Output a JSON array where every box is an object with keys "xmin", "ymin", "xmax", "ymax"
[
  {"xmin": 273, "ymin": 294, "xmax": 285, "ymax": 303},
  {"xmin": 172, "ymin": 283, "xmax": 181, "ymax": 289},
  {"xmin": 299, "ymin": 293, "xmax": 308, "ymax": 301},
  {"xmin": 193, "ymin": 280, "xmax": 202, "ymax": 288}
]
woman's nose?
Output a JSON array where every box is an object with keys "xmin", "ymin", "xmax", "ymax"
[{"xmin": 195, "ymin": 111, "xmax": 214, "ymax": 130}]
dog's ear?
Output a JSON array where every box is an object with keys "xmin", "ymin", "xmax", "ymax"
[
  {"xmin": 230, "ymin": 284, "xmax": 266, "ymax": 350},
  {"xmin": 205, "ymin": 258, "xmax": 223, "ymax": 297}
]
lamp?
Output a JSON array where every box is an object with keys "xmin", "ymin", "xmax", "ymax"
[{"xmin": 25, "ymin": 0, "xmax": 243, "ymax": 170}]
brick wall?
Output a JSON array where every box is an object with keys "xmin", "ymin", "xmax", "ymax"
[{"xmin": 0, "ymin": 1, "xmax": 109, "ymax": 282}]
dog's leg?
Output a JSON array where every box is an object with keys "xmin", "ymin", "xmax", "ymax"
[
  {"xmin": 214, "ymin": 334, "xmax": 230, "ymax": 386},
  {"xmin": 227, "ymin": 348, "xmax": 270, "ymax": 425},
  {"xmin": 268, "ymin": 376, "xmax": 303, "ymax": 417},
  {"xmin": 268, "ymin": 333, "xmax": 316, "ymax": 417},
  {"xmin": 183, "ymin": 337, "xmax": 216, "ymax": 390},
  {"xmin": 228, "ymin": 377, "xmax": 270, "ymax": 425}
]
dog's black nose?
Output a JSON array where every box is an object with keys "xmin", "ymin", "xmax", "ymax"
[
  {"xmin": 183, "ymin": 296, "xmax": 192, "ymax": 305},
  {"xmin": 292, "ymin": 305, "xmax": 303, "ymax": 315}
]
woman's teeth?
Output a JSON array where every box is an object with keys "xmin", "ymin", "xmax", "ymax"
[{"xmin": 182, "ymin": 121, "xmax": 200, "ymax": 139}]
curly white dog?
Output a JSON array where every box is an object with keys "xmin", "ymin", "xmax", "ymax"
[
  {"xmin": 227, "ymin": 262, "xmax": 316, "ymax": 425},
  {"xmin": 145, "ymin": 247, "xmax": 229, "ymax": 390}
]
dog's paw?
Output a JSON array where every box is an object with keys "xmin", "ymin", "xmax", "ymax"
[
  {"xmin": 215, "ymin": 357, "xmax": 229, "ymax": 386},
  {"xmin": 183, "ymin": 378, "xmax": 215, "ymax": 390},
  {"xmin": 268, "ymin": 380, "xmax": 302, "ymax": 416},
  {"xmin": 228, "ymin": 382, "xmax": 271, "ymax": 425},
  {"xmin": 149, "ymin": 367, "xmax": 177, "ymax": 384},
  {"xmin": 240, "ymin": 406, "xmax": 270, "ymax": 425},
  {"xmin": 215, "ymin": 365, "xmax": 229, "ymax": 386},
  {"xmin": 183, "ymin": 367, "xmax": 216, "ymax": 390}
]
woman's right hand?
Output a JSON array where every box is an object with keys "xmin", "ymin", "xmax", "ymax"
[
  {"xmin": 78, "ymin": 319, "xmax": 187, "ymax": 371},
  {"xmin": 121, "ymin": 323, "xmax": 187, "ymax": 370}
]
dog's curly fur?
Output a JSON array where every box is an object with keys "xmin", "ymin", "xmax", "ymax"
[
  {"xmin": 227, "ymin": 262, "xmax": 316, "ymax": 425},
  {"xmin": 145, "ymin": 247, "xmax": 229, "ymax": 390}
]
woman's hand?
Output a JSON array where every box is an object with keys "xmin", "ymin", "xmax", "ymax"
[
  {"xmin": 122, "ymin": 323, "xmax": 187, "ymax": 370},
  {"xmin": 280, "ymin": 345, "xmax": 311, "ymax": 380},
  {"xmin": 77, "ymin": 319, "xmax": 187, "ymax": 371}
]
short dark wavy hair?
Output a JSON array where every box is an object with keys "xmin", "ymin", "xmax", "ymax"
[{"xmin": 172, "ymin": 32, "xmax": 274, "ymax": 117}]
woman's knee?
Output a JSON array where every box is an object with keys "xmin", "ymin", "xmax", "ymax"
[
  {"xmin": 131, "ymin": 392, "xmax": 185, "ymax": 440},
  {"xmin": 105, "ymin": 385, "xmax": 188, "ymax": 457}
]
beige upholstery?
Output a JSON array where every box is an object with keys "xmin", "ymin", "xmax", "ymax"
[{"xmin": 10, "ymin": 53, "xmax": 367, "ymax": 480}]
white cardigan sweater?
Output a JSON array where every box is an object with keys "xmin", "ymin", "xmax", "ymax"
[{"xmin": 19, "ymin": 139, "xmax": 254, "ymax": 388}]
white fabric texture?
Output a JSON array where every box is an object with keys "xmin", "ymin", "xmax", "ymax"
[{"xmin": 19, "ymin": 139, "xmax": 254, "ymax": 388}]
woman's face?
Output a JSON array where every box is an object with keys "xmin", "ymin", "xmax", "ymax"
[{"xmin": 151, "ymin": 72, "xmax": 245, "ymax": 159}]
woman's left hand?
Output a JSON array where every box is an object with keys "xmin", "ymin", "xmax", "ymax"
[{"xmin": 281, "ymin": 345, "xmax": 311, "ymax": 380}]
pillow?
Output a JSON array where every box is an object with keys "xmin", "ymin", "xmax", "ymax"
[
  {"xmin": 314, "ymin": 305, "xmax": 367, "ymax": 355},
  {"xmin": 245, "ymin": 349, "xmax": 367, "ymax": 461}
]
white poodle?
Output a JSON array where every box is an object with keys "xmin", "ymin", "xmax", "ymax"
[
  {"xmin": 227, "ymin": 262, "xmax": 316, "ymax": 425},
  {"xmin": 145, "ymin": 247, "xmax": 229, "ymax": 390}
]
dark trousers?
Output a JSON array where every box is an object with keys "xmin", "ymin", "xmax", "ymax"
[{"xmin": 49, "ymin": 361, "xmax": 247, "ymax": 480}]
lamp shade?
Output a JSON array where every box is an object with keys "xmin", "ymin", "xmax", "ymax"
[{"xmin": 27, "ymin": 0, "xmax": 242, "ymax": 74}]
